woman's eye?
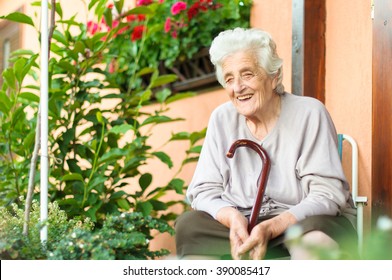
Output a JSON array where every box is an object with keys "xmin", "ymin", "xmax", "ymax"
[
  {"xmin": 225, "ymin": 78, "xmax": 233, "ymax": 84},
  {"xmin": 242, "ymin": 73, "xmax": 254, "ymax": 80}
]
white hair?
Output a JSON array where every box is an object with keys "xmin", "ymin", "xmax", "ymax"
[{"xmin": 209, "ymin": 27, "xmax": 284, "ymax": 95}]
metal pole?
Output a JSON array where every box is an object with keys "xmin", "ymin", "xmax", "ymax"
[
  {"xmin": 40, "ymin": 0, "xmax": 49, "ymax": 243},
  {"xmin": 292, "ymin": 0, "xmax": 304, "ymax": 96}
]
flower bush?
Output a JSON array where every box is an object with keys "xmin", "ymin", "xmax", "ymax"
[
  {"xmin": 92, "ymin": 0, "xmax": 252, "ymax": 91},
  {"xmin": 0, "ymin": 0, "xmax": 212, "ymax": 259}
]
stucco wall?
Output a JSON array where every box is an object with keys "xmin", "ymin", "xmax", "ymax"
[
  {"xmin": 0, "ymin": 0, "xmax": 374, "ymax": 255},
  {"xmin": 325, "ymin": 0, "xmax": 373, "ymax": 227}
]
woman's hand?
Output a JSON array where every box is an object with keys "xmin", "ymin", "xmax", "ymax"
[
  {"xmin": 236, "ymin": 211, "xmax": 298, "ymax": 260},
  {"xmin": 216, "ymin": 207, "xmax": 249, "ymax": 259},
  {"xmin": 236, "ymin": 222, "xmax": 271, "ymax": 259}
]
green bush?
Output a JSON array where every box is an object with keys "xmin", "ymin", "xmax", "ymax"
[{"xmin": 0, "ymin": 198, "xmax": 93, "ymax": 259}]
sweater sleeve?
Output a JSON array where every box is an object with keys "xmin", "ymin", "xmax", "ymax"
[
  {"xmin": 288, "ymin": 100, "xmax": 351, "ymax": 221},
  {"xmin": 186, "ymin": 110, "xmax": 235, "ymax": 218}
]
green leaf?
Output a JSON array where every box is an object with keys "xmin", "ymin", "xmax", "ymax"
[
  {"xmin": 136, "ymin": 201, "xmax": 153, "ymax": 216},
  {"xmin": 98, "ymin": 148, "xmax": 126, "ymax": 164},
  {"xmin": 3, "ymin": 68, "xmax": 16, "ymax": 90},
  {"xmin": 126, "ymin": 6, "xmax": 154, "ymax": 16},
  {"xmin": 140, "ymin": 89, "xmax": 152, "ymax": 103},
  {"xmin": 166, "ymin": 92, "xmax": 196, "ymax": 104},
  {"xmin": 18, "ymin": 92, "xmax": 40, "ymax": 103},
  {"xmin": 141, "ymin": 115, "xmax": 183, "ymax": 127},
  {"xmin": 55, "ymin": 2, "xmax": 63, "ymax": 18},
  {"xmin": 114, "ymin": 0, "xmax": 124, "ymax": 15},
  {"xmin": 190, "ymin": 128, "xmax": 207, "ymax": 144},
  {"xmin": 104, "ymin": 6, "xmax": 113, "ymax": 28},
  {"xmin": 167, "ymin": 178, "xmax": 184, "ymax": 194},
  {"xmin": 96, "ymin": 111, "xmax": 103, "ymax": 123},
  {"xmin": 109, "ymin": 124, "xmax": 133, "ymax": 135},
  {"xmin": 150, "ymin": 199, "xmax": 168, "ymax": 211},
  {"xmin": 117, "ymin": 198, "xmax": 130, "ymax": 211},
  {"xmin": 151, "ymin": 74, "xmax": 177, "ymax": 88},
  {"xmin": 52, "ymin": 30, "xmax": 68, "ymax": 45},
  {"xmin": 63, "ymin": 173, "xmax": 84, "ymax": 181},
  {"xmin": 139, "ymin": 173, "xmax": 152, "ymax": 191},
  {"xmin": 169, "ymin": 131, "xmax": 190, "ymax": 141},
  {"xmin": 110, "ymin": 190, "xmax": 127, "ymax": 200},
  {"xmin": 182, "ymin": 157, "xmax": 200, "ymax": 165},
  {"xmin": 0, "ymin": 91, "xmax": 12, "ymax": 114},
  {"xmin": 0, "ymin": 12, "xmax": 34, "ymax": 27},
  {"xmin": 155, "ymin": 88, "xmax": 172, "ymax": 103},
  {"xmin": 152, "ymin": 151, "xmax": 173, "ymax": 168},
  {"xmin": 10, "ymin": 49, "xmax": 35, "ymax": 57},
  {"xmin": 57, "ymin": 61, "xmax": 77, "ymax": 74},
  {"xmin": 187, "ymin": 145, "xmax": 202, "ymax": 154},
  {"xmin": 13, "ymin": 57, "xmax": 27, "ymax": 84}
]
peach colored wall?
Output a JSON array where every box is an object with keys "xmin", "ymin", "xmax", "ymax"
[
  {"xmin": 251, "ymin": 0, "xmax": 293, "ymax": 93},
  {"xmin": 1, "ymin": 0, "xmax": 374, "ymax": 254},
  {"xmin": 325, "ymin": 0, "xmax": 373, "ymax": 228}
]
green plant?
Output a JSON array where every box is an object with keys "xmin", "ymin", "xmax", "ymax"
[
  {"xmin": 0, "ymin": 198, "xmax": 172, "ymax": 260},
  {"xmin": 0, "ymin": 0, "xmax": 205, "ymax": 228},
  {"xmin": 48, "ymin": 212, "xmax": 174, "ymax": 260},
  {"xmin": 97, "ymin": 0, "xmax": 252, "ymax": 91},
  {"xmin": 0, "ymin": 198, "xmax": 93, "ymax": 259},
  {"xmin": 285, "ymin": 216, "xmax": 392, "ymax": 260}
]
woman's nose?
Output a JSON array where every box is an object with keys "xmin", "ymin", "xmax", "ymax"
[{"xmin": 232, "ymin": 76, "xmax": 246, "ymax": 92}]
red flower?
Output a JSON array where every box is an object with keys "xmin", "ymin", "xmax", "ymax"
[
  {"xmin": 107, "ymin": 3, "xmax": 114, "ymax": 9},
  {"xmin": 137, "ymin": 0, "xmax": 153, "ymax": 6},
  {"xmin": 187, "ymin": 3, "xmax": 199, "ymax": 20},
  {"xmin": 126, "ymin": 14, "xmax": 146, "ymax": 22},
  {"xmin": 131, "ymin": 25, "xmax": 146, "ymax": 41},
  {"xmin": 171, "ymin": 1, "xmax": 187, "ymax": 15}
]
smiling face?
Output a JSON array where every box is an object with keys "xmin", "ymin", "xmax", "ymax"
[{"xmin": 221, "ymin": 51, "xmax": 278, "ymax": 121}]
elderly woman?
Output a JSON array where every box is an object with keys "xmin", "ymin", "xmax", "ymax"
[{"xmin": 175, "ymin": 28, "xmax": 357, "ymax": 260}]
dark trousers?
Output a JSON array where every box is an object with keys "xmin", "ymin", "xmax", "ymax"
[{"xmin": 175, "ymin": 210, "xmax": 358, "ymax": 259}]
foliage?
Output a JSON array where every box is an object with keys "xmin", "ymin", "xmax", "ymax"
[
  {"xmin": 0, "ymin": 49, "xmax": 39, "ymax": 207},
  {"xmin": 0, "ymin": 198, "xmax": 172, "ymax": 260},
  {"xmin": 0, "ymin": 198, "xmax": 93, "ymax": 260},
  {"xmin": 285, "ymin": 215, "xmax": 392, "ymax": 260},
  {"xmin": 0, "ymin": 0, "xmax": 208, "ymax": 228},
  {"xmin": 89, "ymin": 0, "xmax": 252, "ymax": 93},
  {"xmin": 48, "ymin": 212, "xmax": 174, "ymax": 260},
  {"xmin": 139, "ymin": 0, "xmax": 252, "ymax": 67}
]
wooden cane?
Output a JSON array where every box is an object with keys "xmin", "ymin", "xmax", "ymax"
[{"xmin": 226, "ymin": 139, "xmax": 271, "ymax": 233}]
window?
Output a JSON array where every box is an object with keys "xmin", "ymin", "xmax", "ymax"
[
  {"xmin": 0, "ymin": 18, "xmax": 21, "ymax": 84},
  {"xmin": 3, "ymin": 39, "xmax": 11, "ymax": 71}
]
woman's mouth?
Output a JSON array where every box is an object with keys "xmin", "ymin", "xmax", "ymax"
[{"xmin": 237, "ymin": 94, "xmax": 253, "ymax": 101}]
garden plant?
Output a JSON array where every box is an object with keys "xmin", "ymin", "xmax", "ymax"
[{"xmin": 0, "ymin": 0, "xmax": 251, "ymax": 259}]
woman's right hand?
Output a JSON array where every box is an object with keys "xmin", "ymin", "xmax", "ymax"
[{"xmin": 216, "ymin": 207, "xmax": 249, "ymax": 259}]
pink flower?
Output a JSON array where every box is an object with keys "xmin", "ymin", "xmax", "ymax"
[
  {"xmin": 164, "ymin": 17, "xmax": 171, "ymax": 33},
  {"xmin": 171, "ymin": 1, "xmax": 187, "ymax": 15},
  {"xmin": 159, "ymin": 0, "xmax": 165, "ymax": 3},
  {"xmin": 87, "ymin": 21, "xmax": 100, "ymax": 35},
  {"xmin": 171, "ymin": 30, "xmax": 178, "ymax": 38}
]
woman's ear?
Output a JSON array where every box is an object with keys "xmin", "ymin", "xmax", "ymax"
[{"xmin": 272, "ymin": 74, "xmax": 278, "ymax": 91}]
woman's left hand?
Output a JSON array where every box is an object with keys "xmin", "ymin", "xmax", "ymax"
[{"xmin": 236, "ymin": 222, "xmax": 271, "ymax": 259}]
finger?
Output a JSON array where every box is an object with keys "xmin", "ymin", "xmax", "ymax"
[
  {"xmin": 249, "ymin": 244, "xmax": 267, "ymax": 260},
  {"xmin": 237, "ymin": 237, "xmax": 256, "ymax": 255}
]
